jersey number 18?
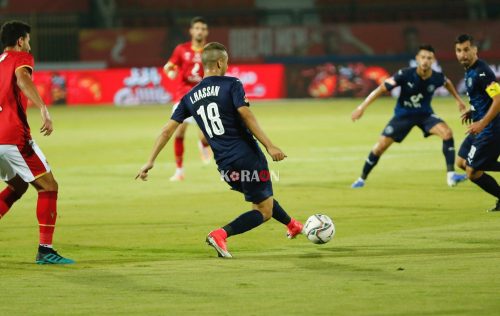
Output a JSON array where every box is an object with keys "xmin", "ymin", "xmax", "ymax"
[{"xmin": 196, "ymin": 102, "xmax": 225, "ymax": 138}]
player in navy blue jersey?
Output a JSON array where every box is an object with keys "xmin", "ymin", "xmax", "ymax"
[
  {"xmin": 136, "ymin": 42, "xmax": 303, "ymax": 258},
  {"xmin": 454, "ymin": 34, "xmax": 500, "ymax": 212},
  {"xmin": 351, "ymin": 45, "xmax": 468, "ymax": 188}
]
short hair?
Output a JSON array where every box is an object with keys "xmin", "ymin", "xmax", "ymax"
[
  {"xmin": 417, "ymin": 44, "xmax": 435, "ymax": 54},
  {"xmin": 455, "ymin": 34, "xmax": 475, "ymax": 46},
  {"xmin": 190, "ymin": 16, "xmax": 207, "ymax": 27},
  {"xmin": 202, "ymin": 42, "xmax": 227, "ymax": 66},
  {"xmin": 0, "ymin": 20, "xmax": 31, "ymax": 47}
]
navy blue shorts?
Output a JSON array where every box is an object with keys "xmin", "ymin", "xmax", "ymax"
[
  {"xmin": 382, "ymin": 114, "xmax": 444, "ymax": 143},
  {"xmin": 218, "ymin": 152, "xmax": 273, "ymax": 203},
  {"xmin": 458, "ymin": 134, "xmax": 500, "ymax": 170}
]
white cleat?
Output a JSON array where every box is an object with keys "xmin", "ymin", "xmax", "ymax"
[
  {"xmin": 447, "ymin": 172, "xmax": 467, "ymax": 187},
  {"xmin": 351, "ymin": 178, "xmax": 365, "ymax": 189},
  {"xmin": 169, "ymin": 169, "xmax": 185, "ymax": 182},
  {"xmin": 198, "ymin": 140, "xmax": 212, "ymax": 165}
]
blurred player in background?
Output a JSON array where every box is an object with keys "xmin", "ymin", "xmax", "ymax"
[
  {"xmin": 163, "ymin": 16, "xmax": 211, "ymax": 181},
  {"xmin": 137, "ymin": 42, "xmax": 303, "ymax": 258},
  {"xmin": 454, "ymin": 34, "xmax": 500, "ymax": 212},
  {"xmin": 0, "ymin": 21, "xmax": 73, "ymax": 264},
  {"xmin": 351, "ymin": 45, "xmax": 468, "ymax": 188}
]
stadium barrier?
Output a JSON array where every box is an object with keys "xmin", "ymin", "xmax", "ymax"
[{"xmin": 33, "ymin": 64, "xmax": 285, "ymax": 106}]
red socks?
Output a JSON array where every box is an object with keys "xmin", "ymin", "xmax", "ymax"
[
  {"xmin": 174, "ymin": 137, "xmax": 184, "ymax": 168},
  {"xmin": 0, "ymin": 187, "xmax": 19, "ymax": 219},
  {"xmin": 37, "ymin": 191, "xmax": 58, "ymax": 245},
  {"xmin": 0, "ymin": 187, "xmax": 18, "ymax": 218}
]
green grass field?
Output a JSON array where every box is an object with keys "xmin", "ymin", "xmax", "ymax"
[{"xmin": 1, "ymin": 98, "xmax": 499, "ymax": 316}]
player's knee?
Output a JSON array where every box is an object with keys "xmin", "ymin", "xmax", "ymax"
[
  {"xmin": 43, "ymin": 178, "xmax": 59, "ymax": 192},
  {"xmin": 466, "ymin": 167, "xmax": 481, "ymax": 180},
  {"xmin": 11, "ymin": 181, "xmax": 28, "ymax": 200},
  {"xmin": 456, "ymin": 159, "xmax": 466, "ymax": 170},
  {"xmin": 255, "ymin": 198, "xmax": 273, "ymax": 221},
  {"xmin": 17, "ymin": 181, "xmax": 29, "ymax": 196},
  {"xmin": 442, "ymin": 128, "xmax": 453, "ymax": 140}
]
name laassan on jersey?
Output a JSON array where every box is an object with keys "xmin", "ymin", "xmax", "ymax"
[{"xmin": 189, "ymin": 85, "xmax": 220, "ymax": 104}]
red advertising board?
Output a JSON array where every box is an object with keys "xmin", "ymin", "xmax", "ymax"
[{"xmin": 33, "ymin": 64, "xmax": 284, "ymax": 106}]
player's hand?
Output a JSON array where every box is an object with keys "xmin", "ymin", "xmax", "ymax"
[
  {"xmin": 457, "ymin": 101, "xmax": 467, "ymax": 114},
  {"xmin": 351, "ymin": 107, "xmax": 364, "ymax": 122},
  {"xmin": 267, "ymin": 145, "xmax": 287, "ymax": 161},
  {"xmin": 461, "ymin": 110, "xmax": 472, "ymax": 125},
  {"xmin": 467, "ymin": 120, "xmax": 486, "ymax": 135},
  {"xmin": 136, "ymin": 162, "xmax": 154, "ymax": 181},
  {"xmin": 40, "ymin": 107, "xmax": 53, "ymax": 136},
  {"xmin": 166, "ymin": 70, "xmax": 177, "ymax": 80}
]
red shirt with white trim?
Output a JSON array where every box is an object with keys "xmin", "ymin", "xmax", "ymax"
[
  {"xmin": 0, "ymin": 50, "xmax": 34, "ymax": 145},
  {"xmin": 168, "ymin": 42, "xmax": 204, "ymax": 102}
]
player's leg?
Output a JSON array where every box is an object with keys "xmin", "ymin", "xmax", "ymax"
[
  {"xmin": 8, "ymin": 141, "xmax": 74, "ymax": 264},
  {"xmin": 467, "ymin": 168, "xmax": 500, "ymax": 211},
  {"xmin": 170, "ymin": 122, "xmax": 188, "ymax": 181},
  {"xmin": 456, "ymin": 134, "xmax": 473, "ymax": 171},
  {"xmin": 427, "ymin": 120, "xmax": 466, "ymax": 186},
  {"xmin": 31, "ymin": 172, "xmax": 73, "ymax": 264},
  {"xmin": 272, "ymin": 199, "xmax": 303, "ymax": 238},
  {"xmin": 197, "ymin": 129, "xmax": 212, "ymax": 165},
  {"xmin": 207, "ymin": 157, "xmax": 284, "ymax": 257},
  {"xmin": 0, "ymin": 175, "xmax": 28, "ymax": 220},
  {"xmin": 465, "ymin": 138, "xmax": 500, "ymax": 211},
  {"xmin": 352, "ymin": 135, "xmax": 394, "ymax": 188},
  {"xmin": 206, "ymin": 197, "xmax": 270, "ymax": 258}
]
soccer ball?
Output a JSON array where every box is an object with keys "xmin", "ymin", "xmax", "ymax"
[{"xmin": 303, "ymin": 214, "xmax": 335, "ymax": 244}]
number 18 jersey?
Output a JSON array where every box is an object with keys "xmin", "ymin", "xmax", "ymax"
[{"xmin": 171, "ymin": 76, "xmax": 262, "ymax": 166}]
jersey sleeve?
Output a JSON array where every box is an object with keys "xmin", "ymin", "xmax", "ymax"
[
  {"xmin": 171, "ymin": 98, "xmax": 190, "ymax": 123},
  {"xmin": 231, "ymin": 79, "xmax": 250, "ymax": 108},
  {"xmin": 14, "ymin": 53, "xmax": 34, "ymax": 74},
  {"xmin": 168, "ymin": 45, "xmax": 183, "ymax": 67},
  {"xmin": 479, "ymin": 66, "xmax": 499, "ymax": 98},
  {"xmin": 384, "ymin": 69, "xmax": 404, "ymax": 91}
]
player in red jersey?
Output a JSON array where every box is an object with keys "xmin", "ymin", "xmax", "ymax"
[
  {"xmin": 163, "ymin": 17, "xmax": 212, "ymax": 181},
  {"xmin": 0, "ymin": 21, "xmax": 73, "ymax": 264}
]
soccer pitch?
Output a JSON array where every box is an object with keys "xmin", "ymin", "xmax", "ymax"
[{"xmin": 1, "ymin": 98, "xmax": 499, "ymax": 316}]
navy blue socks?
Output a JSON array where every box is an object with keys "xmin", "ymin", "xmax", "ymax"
[
  {"xmin": 361, "ymin": 151, "xmax": 380, "ymax": 180},
  {"xmin": 272, "ymin": 200, "xmax": 291, "ymax": 225},
  {"xmin": 223, "ymin": 210, "xmax": 264, "ymax": 237},
  {"xmin": 443, "ymin": 138, "xmax": 456, "ymax": 172}
]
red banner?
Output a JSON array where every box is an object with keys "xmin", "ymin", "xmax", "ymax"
[{"xmin": 33, "ymin": 65, "xmax": 285, "ymax": 106}]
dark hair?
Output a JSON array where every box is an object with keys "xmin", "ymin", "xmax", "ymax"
[
  {"xmin": 455, "ymin": 34, "xmax": 474, "ymax": 46},
  {"xmin": 0, "ymin": 20, "xmax": 31, "ymax": 47},
  {"xmin": 202, "ymin": 42, "xmax": 227, "ymax": 66},
  {"xmin": 190, "ymin": 16, "xmax": 207, "ymax": 27},
  {"xmin": 418, "ymin": 44, "xmax": 435, "ymax": 54}
]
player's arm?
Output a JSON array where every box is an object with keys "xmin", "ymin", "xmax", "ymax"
[
  {"xmin": 163, "ymin": 61, "xmax": 178, "ymax": 80},
  {"xmin": 467, "ymin": 82, "xmax": 500, "ymax": 135},
  {"xmin": 15, "ymin": 67, "xmax": 53, "ymax": 136},
  {"xmin": 237, "ymin": 106, "xmax": 286, "ymax": 162},
  {"xmin": 444, "ymin": 78, "xmax": 467, "ymax": 113},
  {"xmin": 136, "ymin": 119, "xmax": 180, "ymax": 180},
  {"xmin": 351, "ymin": 82, "xmax": 388, "ymax": 122}
]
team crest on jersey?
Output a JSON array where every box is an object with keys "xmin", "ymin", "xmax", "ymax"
[
  {"xmin": 467, "ymin": 77, "xmax": 473, "ymax": 88},
  {"xmin": 184, "ymin": 52, "xmax": 191, "ymax": 60},
  {"xmin": 427, "ymin": 85, "xmax": 435, "ymax": 93},
  {"xmin": 384, "ymin": 125, "xmax": 394, "ymax": 135}
]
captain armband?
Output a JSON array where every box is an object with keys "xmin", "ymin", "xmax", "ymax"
[{"xmin": 486, "ymin": 82, "xmax": 500, "ymax": 98}]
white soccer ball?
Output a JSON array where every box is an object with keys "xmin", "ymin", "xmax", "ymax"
[{"xmin": 303, "ymin": 214, "xmax": 335, "ymax": 244}]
